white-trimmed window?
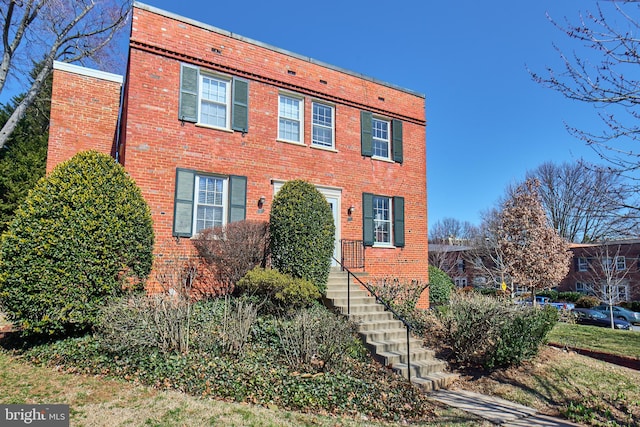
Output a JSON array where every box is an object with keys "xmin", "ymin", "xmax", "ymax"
[
  {"xmin": 194, "ymin": 175, "xmax": 227, "ymax": 233},
  {"xmin": 178, "ymin": 64, "xmax": 249, "ymax": 133},
  {"xmin": 199, "ymin": 74, "xmax": 231, "ymax": 128},
  {"xmin": 576, "ymin": 282, "xmax": 594, "ymax": 295},
  {"xmin": 372, "ymin": 117, "xmax": 390, "ymax": 159},
  {"xmin": 455, "ymin": 277, "xmax": 467, "ymax": 288},
  {"xmin": 373, "ymin": 195, "xmax": 392, "ymax": 245},
  {"xmin": 278, "ymin": 94, "xmax": 303, "ymax": 143},
  {"xmin": 577, "ymin": 257, "xmax": 589, "ymax": 272},
  {"xmin": 173, "ymin": 169, "xmax": 247, "ymax": 238},
  {"xmin": 602, "ymin": 283, "xmax": 629, "ymax": 301},
  {"xmin": 616, "ymin": 256, "xmax": 626, "ymax": 270},
  {"xmin": 312, "ymin": 102, "xmax": 334, "ymax": 148}
]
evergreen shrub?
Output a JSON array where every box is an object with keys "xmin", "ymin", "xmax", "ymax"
[
  {"xmin": 438, "ymin": 292, "xmax": 558, "ymax": 369},
  {"xmin": 269, "ymin": 180, "xmax": 334, "ymax": 293},
  {"xmin": 236, "ymin": 267, "xmax": 320, "ymax": 314},
  {"xmin": 428, "ymin": 265, "xmax": 455, "ymax": 305},
  {"xmin": 0, "ymin": 151, "xmax": 154, "ymax": 336}
]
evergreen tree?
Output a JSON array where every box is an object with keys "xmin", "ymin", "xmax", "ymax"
[{"xmin": 0, "ymin": 64, "xmax": 51, "ymax": 232}]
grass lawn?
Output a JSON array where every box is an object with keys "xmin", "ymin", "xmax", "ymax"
[
  {"xmin": 547, "ymin": 322, "xmax": 640, "ymax": 358},
  {"xmin": 451, "ymin": 322, "xmax": 640, "ymax": 426}
]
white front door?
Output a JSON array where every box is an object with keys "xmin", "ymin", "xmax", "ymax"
[{"xmin": 325, "ymin": 196, "xmax": 340, "ymax": 266}]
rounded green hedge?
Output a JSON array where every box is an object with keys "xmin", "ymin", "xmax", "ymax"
[
  {"xmin": 269, "ymin": 180, "xmax": 335, "ymax": 294},
  {"xmin": 0, "ymin": 151, "xmax": 154, "ymax": 336},
  {"xmin": 428, "ymin": 265, "xmax": 455, "ymax": 306}
]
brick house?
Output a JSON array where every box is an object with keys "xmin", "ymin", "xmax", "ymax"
[
  {"xmin": 558, "ymin": 239, "xmax": 640, "ymax": 302},
  {"xmin": 47, "ymin": 2, "xmax": 430, "ymax": 306}
]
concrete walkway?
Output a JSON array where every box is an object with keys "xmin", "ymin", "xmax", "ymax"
[{"xmin": 431, "ymin": 389, "xmax": 582, "ymax": 426}]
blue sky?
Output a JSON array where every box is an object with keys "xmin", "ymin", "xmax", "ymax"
[{"xmin": 2, "ymin": 0, "xmax": 611, "ymax": 228}]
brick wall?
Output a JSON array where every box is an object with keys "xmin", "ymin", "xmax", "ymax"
[
  {"xmin": 47, "ymin": 62, "xmax": 122, "ymax": 173},
  {"xmin": 47, "ymin": 4, "xmax": 431, "ymax": 307}
]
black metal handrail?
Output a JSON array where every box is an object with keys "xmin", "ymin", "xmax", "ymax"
[
  {"xmin": 340, "ymin": 239, "xmax": 365, "ymax": 269},
  {"xmin": 332, "ymin": 257, "xmax": 414, "ymax": 382}
]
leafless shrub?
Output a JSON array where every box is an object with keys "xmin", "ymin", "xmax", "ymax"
[
  {"xmin": 220, "ymin": 298, "xmax": 258, "ymax": 355},
  {"xmin": 277, "ymin": 306, "xmax": 359, "ymax": 373},
  {"xmin": 97, "ymin": 256, "xmax": 198, "ymax": 354},
  {"xmin": 192, "ymin": 220, "xmax": 269, "ymax": 294}
]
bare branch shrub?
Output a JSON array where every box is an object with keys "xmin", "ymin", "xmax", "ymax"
[
  {"xmin": 97, "ymin": 255, "xmax": 198, "ymax": 354},
  {"xmin": 277, "ymin": 306, "xmax": 359, "ymax": 373},
  {"xmin": 192, "ymin": 220, "xmax": 269, "ymax": 294},
  {"xmin": 220, "ymin": 298, "xmax": 258, "ymax": 355}
]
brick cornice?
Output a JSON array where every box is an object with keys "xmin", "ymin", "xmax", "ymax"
[{"xmin": 130, "ymin": 40, "xmax": 426, "ymax": 127}]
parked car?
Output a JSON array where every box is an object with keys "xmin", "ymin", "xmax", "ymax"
[
  {"xmin": 571, "ymin": 308, "xmax": 632, "ymax": 330},
  {"xmin": 592, "ymin": 305, "xmax": 640, "ymax": 325},
  {"xmin": 535, "ymin": 296, "xmax": 575, "ymax": 310}
]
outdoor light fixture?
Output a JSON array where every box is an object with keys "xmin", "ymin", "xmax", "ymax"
[
  {"xmin": 258, "ymin": 196, "xmax": 266, "ymax": 209},
  {"xmin": 348, "ymin": 205, "xmax": 355, "ymax": 216}
]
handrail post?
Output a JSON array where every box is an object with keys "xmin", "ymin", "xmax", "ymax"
[
  {"xmin": 406, "ymin": 326, "xmax": 411, "ymax": 382},
  {"xmin": 347, "ymin": 272, "xmax": 351, "ymax": 316}
]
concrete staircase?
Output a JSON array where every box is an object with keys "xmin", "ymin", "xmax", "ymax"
[{"xmin": 324, "ymin": 270, "xmax": 457, "ymax": 392}]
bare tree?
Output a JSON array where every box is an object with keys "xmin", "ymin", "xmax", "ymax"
[
  {"xmin": 0, "ymin": 0, "xmax": 132, "ymax": 150},
  {"xmin": 469, "ymin": 208, "xmax": 513, "ymax": 293},
  {"xmin": 526, "ymin": 161, "xmax": 636, "ymax": 242},
  {"xmin": 429, "ymin": 217, "xmax": 478, "ymax": 244},
  {"xmin": 497, "ymin": 179, "xmax": 572, "ymax": 301},
  {"xmin": 578, "ymin": 243, "xmax": 634, "ymax": 328},
  {"xmin": 532, "ymin": 1, "xmax": 640, "ymax": 191}
]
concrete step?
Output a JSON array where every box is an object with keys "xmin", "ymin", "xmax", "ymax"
[
  {"xmin": 325, "ymin": 269, "xmax": 457, "ymax": 392},
  {"xmin": 359, "ymin": 327, "xmax": 410, "ymax": 342},
  {"xmin": 411, "ymin": 372, "xmax": 460, "ymax": 392},
  {"xmin": 357, "ymin": 318, "xmax": 406, "ymax": 332}
]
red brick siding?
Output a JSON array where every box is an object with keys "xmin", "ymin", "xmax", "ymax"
[
  {"xmin": 47, "ymin": 4, "xmax": 431, "ymax": 308},
  {"xmin": 47, "ymin": 66, "xmax": 121, "ymax": 172}
]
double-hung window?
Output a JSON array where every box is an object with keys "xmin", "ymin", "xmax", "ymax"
[
  {"xmin": 362, "ymin": 193, "xmax": 405, "ymax": 247},
  {"xmin": 278, "ymin": 94, "xmax": 303, "ymax": 143},
  {"xmin": 371, "ymin": 118, "xmax": 390, "ymax": 159},
  {"xmin": 173, "ymin": 169, "xmax": 247, "ymax": 238},
  {"xmin": 373, "ymin": 195, "xmax": 392, "ymax": 245},
  {"xmin": 577, "ymin": 257, "xmax": 589, "ymax": 272},
  {"xmin": 360, "ymin": 111, "xmax": 403, "ymax": 163},
  {"xmin": 179, "ymin": 63, "xmax": 249, "ymax": 133},
  {"xmin": 199, "ymin": 75, "xmax": 230, "ymax": 128},
  {"xmin": 194, "ymin": 176, "xmax": 226, "ymax": 233},
  {"xmin": 312, "ymin": 102, "xmax": 334, "ymax": 148},
  {"xmin": 616, "ymin": 256, "xmax": 626, "ymax": 270}
]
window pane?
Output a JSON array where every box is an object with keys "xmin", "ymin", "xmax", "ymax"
[
  {"xmin": 195, "ymin": 176, "xmax": 225, "ymax": 233},
  {"xmin": 200, "ymin": 76, "xmax": 228, "ymax": 127},
  {"xmin": 279, "ymin": 95, "xmax": 302, "ymax": 142},
  {"xmin": 312, "ymin": 103, "xmax": 334, "ymax": 147},
  {"xmin": 373, "ymin": 196, "xmax": 391, "ymax": 244},
  {"xmin": 372, "ymin": 118, "xmax": 389, "ymax": 158}
]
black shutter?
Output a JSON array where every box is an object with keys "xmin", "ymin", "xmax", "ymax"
[
  {"xmin": 393, "ymin": 196, "xmax": 405, "ymax": 247},
  {"xmin": 228, "ymin": 175, "xmax": 247, "ymax": 223},
  {"xmin": 232, "ymin": 78, "xmax": 249, "ymax": 132},
  {"xmin": 392, "ymin": 119, "xmax": 403, "ymax": 164},
  {"xmin": 363, "ymin": 193, "xmax": 374, "ymax": 246},
  {"xmin": 179, "ymin": 64, "xmax": 199, "ymax": 123},
  {"xmin": 173, "ymin": 168, "xmax": 196, "ymax": 237},
  {"xmin": 360, "ymin": 111, "xmax": 373, "ymax": 157}
]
